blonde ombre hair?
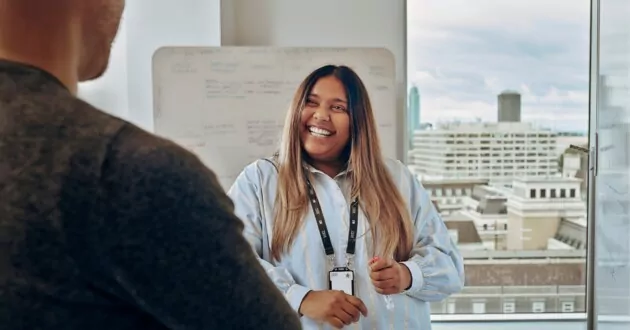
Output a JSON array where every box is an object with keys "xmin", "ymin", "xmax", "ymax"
[{"xmin": 271, "ymin": 65, "xmax": 414, "ymax": 262}]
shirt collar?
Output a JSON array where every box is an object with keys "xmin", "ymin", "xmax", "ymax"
[{"xmin": 302, "ymin": 161, "xmax": 352, "ymax": 179}]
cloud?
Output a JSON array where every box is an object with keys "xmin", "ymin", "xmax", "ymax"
[{"xmin": 407, "ymin": 0, "xmax": 591, "ymax": 132}]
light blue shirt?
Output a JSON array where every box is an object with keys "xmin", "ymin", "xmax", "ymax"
[{"xmin": 228, "ymin": 158, "xmax": 465, "ymax": 330}]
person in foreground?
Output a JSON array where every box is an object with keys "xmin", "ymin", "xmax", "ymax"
[
  {"xmin": 0, "ymin": 1, "xmax": 301, "ymax": 329},
  {"xmin": 228, "ymin": 64, "xmax": 465, "ymax": 329}
]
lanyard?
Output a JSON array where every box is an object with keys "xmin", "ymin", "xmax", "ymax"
[{"xmin": 305, "ymin": 177, "xmax": 359, "ymax": 267}]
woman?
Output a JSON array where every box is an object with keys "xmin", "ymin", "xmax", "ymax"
[{"xmin": 228, "ymin": 65, "xmax": 464, "ymax": 329}]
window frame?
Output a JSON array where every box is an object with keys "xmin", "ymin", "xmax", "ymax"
[{"xmin": 404, "ymin": 0, "xmax": 592, "ymax": 324}]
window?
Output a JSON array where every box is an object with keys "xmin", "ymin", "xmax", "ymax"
[
  {"xmin": 472, "ymin": 302, "xmax": 486, "ymax": 314},
  {"xmin": 503, "ymin": 302, "xmax": 516, "ymax": 313},
  {"xmin": 570, "ymin": 188, "xmax": 576, "ymax": 198},
  {"xmin": 448, "ymin": 229, "xmax": 459, "ymax": 244},
  {"xmin": 407, "ymin": 0, "xmax": 589, "ymax": 318},
  {"xmin": 447, "ymin": 302, "xmax": 456, "ymax": 314},
  {"xmin": 562, "ymin": 301, "xmax": 575, "ymax": 313},
  {"xmin": 532, "ymin": 302, "xmax": 546, "ymax": 313}
]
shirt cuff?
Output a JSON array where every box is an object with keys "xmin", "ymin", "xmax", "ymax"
[
  {"xmin": 401, "ymin": 260, "xmax": 424, "ymax": 294},
  {"xmin": 286, "ymin": 284, "xmax": 312, "ymax": 313}
]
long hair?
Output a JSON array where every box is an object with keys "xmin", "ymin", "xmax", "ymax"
[{"xmin": 271, "ymin": 65, "xmax": 414, "ymax": 262}]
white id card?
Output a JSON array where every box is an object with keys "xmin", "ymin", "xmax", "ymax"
[{"xmin": 329, "ymin": 267, "xmax": 354, "ymax": 296}]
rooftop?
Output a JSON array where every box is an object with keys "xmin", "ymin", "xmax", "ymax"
[
  {"xmin": 464, "ymin": 261, "xmax": 585, "ymax": 286},
  {"xmin": 563, "ymin": 217, "xmax": 588, "ymax": 228},
  {"xmin": 422, "ymin": 178, "xmax": 490, "ymax": 186},
  {"xmin": 424, "ymin": 121, "xmax": 555, "ymax": 133},
  {"xmin": 513, "ymin": 177, "xmax": 583, "ymax": 184},
  {"xmin": 445, "ymin": 220, "xmax": 482, "ymax": 244}
]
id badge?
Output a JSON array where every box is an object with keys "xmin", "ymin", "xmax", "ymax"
[{"xmin": 329, "ymin": 267, "xmax": 354, "ymax": 296}]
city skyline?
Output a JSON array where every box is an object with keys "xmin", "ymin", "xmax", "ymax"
[{"xmin": 407, "ymin": 0, "xmax": 591, "ymax": 132}]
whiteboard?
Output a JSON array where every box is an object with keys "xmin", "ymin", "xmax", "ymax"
[{"xmin": 152, "ymin": 47, "xmax": 396, "ymax": 189}]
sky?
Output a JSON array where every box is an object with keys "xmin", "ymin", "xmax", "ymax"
[{"xmin": 407, "ymin": 0, "xmax": 591, "ymax": 132}]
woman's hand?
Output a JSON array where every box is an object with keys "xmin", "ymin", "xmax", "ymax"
[
  {"xmin": 298, "ymin": 290, "xmax": 368, "ymax": 328},
  {"xmin": 368, "ymin": 257, "xmax": 412, "ymax": 295}
]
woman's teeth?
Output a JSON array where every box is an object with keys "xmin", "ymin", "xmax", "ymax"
[{"xmin": 309, "ymin": 126, "xmax": 332, "ymax": 137}]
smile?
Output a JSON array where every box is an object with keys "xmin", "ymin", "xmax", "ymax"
[{"xmin": 308, "ymin": 126, "xmax": 333, "ymax": 137}]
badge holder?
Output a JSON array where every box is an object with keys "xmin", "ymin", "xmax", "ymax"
[{"xmin": 329, "ymin": 266, "xmax": 354, "ymax": 296}]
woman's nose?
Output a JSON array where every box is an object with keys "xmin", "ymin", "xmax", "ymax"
[{"xmin": 313, "ymin": 107, "xmax": 330, "ymax": 121}]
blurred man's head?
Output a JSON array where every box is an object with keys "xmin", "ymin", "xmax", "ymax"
[{"xmin": 0, "ymin": 0, "xmax": 125, "ymax": 92}]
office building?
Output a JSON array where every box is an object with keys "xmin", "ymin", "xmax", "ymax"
[
  {"xmin": 430, "ymin": 175, "xmax": 589, "ymax": 316},
  {"xmin": 408, "ymin": 122, "xmax": 558, "ymax": 182},
  {"xmin": 408, "ymin": 85, "xmax": 421, "ymax": 147},
  {"xmin": 498, "ymin": 90, "xmax": 521, "ymax": 122},
  {"xmin": 444, "ymin": 177, "xmax": 586, "ymax": 251}
]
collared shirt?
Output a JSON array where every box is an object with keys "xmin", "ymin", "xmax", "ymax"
[{"xmin": 228, "ymin": 157, "xmax": 465, "ymax": 330}]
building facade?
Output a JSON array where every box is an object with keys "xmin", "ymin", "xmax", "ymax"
[
  {"xmin": 408, "ymin": 122, "xmax": 558, "ymax": 182},
  {"xmin": 432, "ymin": 250, "xmax": 586, "ymax": 315}
]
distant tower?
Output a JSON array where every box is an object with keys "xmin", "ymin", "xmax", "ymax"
[
  {"xmin": 408, "ymin": 85, "xmax": 421, "ymax": 145},
  {"xmin": 498, "ymin": 90, "xmax": 521, "ymax": 122}
]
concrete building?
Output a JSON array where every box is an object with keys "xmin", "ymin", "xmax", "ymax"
[
  {"xmin": 442, "ymin": 176, "xmax": 587, "ymax": 251},
  {"xmin": 554, "ymin": 217, "xmax": 588, "ymax": 250},
  {"xmin": 443, "ymin": 219, "xmax": 485, "ymax": 251},
  {"xmin": 421, "ymin": 179, "xmax": 489, "ymax": 216},
  {"xmin": 435, "ymin": 185, "xmax": 590, "ymax": 315},
  {"xmin": 498, "ymin": 90, "xmax": 521, "ymax": 122},
  {"xmin": 555, "ymin": 132, "xmax": 588, "ymax": 158},
  {"xmin": 407, "ymin": 85, "xmax": 421, "ymax": 148},
  {"xmin": 458, "ymin": 185, "xmax": 509, "ymax": 250},
  {"xmin": 408, "ymin": 122, "xmax": 558, "ymax": 182},
  {"xmin": 420, "ymin": 165, "xmax": 590, "ymax": 317},
  {"xmin": 506, "ymin": 177, "xmax": 585, "ymax": 250},
  {"xmin": 432, "ymin": 250, "xmax": 586, "ymax": 315}
]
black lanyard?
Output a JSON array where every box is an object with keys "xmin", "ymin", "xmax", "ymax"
[{"xmin": 305, "ymin": 177, "xmax": 359, "ymax": 263}]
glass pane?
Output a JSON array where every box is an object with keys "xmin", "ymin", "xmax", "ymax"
[
  {"xmin": 595, "ymin": 0, "xmax": 630, "ymax": 328},
  {"xmin": 407, "ymin": 0, "xmax": 590, "ymax": 316}
]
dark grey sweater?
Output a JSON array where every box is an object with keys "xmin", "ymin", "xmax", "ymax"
[{"xmin": 0, "ymin": 60, "xmax": 301, "ymax": 329}]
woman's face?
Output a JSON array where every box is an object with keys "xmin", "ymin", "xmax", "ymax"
[{"xmin": 299, "ymin": 76, "xmax": 351, "ymax": 163}]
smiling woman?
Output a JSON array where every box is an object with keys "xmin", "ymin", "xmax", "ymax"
[{"xmin": 227, "ymin": 64, "xmax": 464, "ymax": 330}]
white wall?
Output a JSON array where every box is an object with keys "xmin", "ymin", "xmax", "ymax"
[
  {"xmin": 221, "ymin": 0, "xmax": 407, "ymax": 159},
  {"xmin": 125, "ymin": 0, "xmax": 222, "ymax": 131}
]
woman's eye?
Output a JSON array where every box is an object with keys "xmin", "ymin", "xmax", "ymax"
[
  {"xmin": 332, "ymin": 105, "xmax": 346, "ymax": 112},
  {"xmin": 306, "ymin": 100, "xmax": 317, "ymax": 107}
]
